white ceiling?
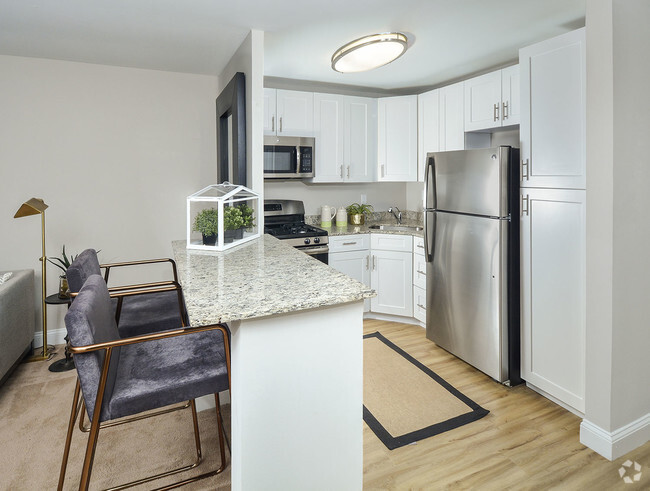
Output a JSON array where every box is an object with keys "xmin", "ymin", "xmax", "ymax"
[{"xmin": 0, "ymin": 0, "xmax": 585, "ymax": 91}]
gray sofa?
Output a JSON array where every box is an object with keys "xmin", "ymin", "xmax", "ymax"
[{"xmin": 0, "ymin": 270, "xmax": 34, "ymax": 385}]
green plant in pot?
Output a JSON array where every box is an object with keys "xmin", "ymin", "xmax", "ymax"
[
  {"xmin": 223, "ymin": 206, "xmax": 244, "ymax": 242},
  {"xmin": 47, "ymin": 245, "xmax": 79, "ymax": 299},
  {"xmin": 346, "ymin": 203, "xmax": 374, "ymax": 225},
  {"xmin": 237, "ymin": 203, "xmax": 255, "ymax": 230},
  {"xmin": 193, "ymin": 208, "xmax": 220, "ymax": 245}
]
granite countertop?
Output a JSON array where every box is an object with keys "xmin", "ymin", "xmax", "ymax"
[
  {"xmin": 172, "ymin": 235, "xmax": 375, "ymax": 326},
  {"xmin": 325, "ymin": 219, "xmax": 424, "ymax": 237},
  {"xmin": 306, "ymin": 210, "xmax": 424, "ymax": 237}
]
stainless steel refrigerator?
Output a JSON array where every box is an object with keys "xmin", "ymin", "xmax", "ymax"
[{"xmin": 424, "ymin": 146, "xmax": 520, "ymax": 385}]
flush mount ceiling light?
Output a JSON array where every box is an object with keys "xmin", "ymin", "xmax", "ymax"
[{"xmin": 331, "ymin": 32, "xmax": 409, "ymax": 73}]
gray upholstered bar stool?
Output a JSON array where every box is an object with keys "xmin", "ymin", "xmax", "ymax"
[{"xmin": 58, "ymin": 274, "xmax": 230, "ymax": 490}]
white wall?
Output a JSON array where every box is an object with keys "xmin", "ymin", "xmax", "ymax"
[
  {"xmin": 264, "ymin": 181, "xmax": 407, "ymax": 217},
  {"xmin": 0, "ymin": 55, "xmax": 219, "ymax": 338},
  {"xmin": 218, "ymin": 30, "xmax": 265, "ymax": 206},
  {"xmin": 583, "ymin": 0, "xmax": 650, "ymax": 458}
]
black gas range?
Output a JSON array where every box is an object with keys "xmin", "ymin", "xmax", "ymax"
[{"xmin": 264, "ymin": 200, "xmax": 329, "ymax": 264}]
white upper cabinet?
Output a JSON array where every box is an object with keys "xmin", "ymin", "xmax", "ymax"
[
  {"xmin": 377, "ymin": 95, "xmax": 418, "ymax": 182},
  {"xmin": 312, "ymin": 93, "xmax": 377, "ymax": 182},
  {"xmin": 264, "ymin": 88, "xmax": 314, "ymax": 137},
  {"xmin": 417, "ymin": 89, "xmax": 441, "ymax": 181},
  {"xmin": 439, "ymin": 81, "xmax": 465, "ymax": 152},
  {"xmin": 519, "ymin": 28, "xmax": 586, "ymax": 189},
  {"xmin": 464, "ymin": 65, "xmax": 520, "ymax": 131},
  {"xmin": 501, "ymin": 64, "xmax": 521, "ymax": 126}
]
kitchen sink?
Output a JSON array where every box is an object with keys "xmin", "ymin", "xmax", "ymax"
[{"xmin": 368, "ymin": 224, "xmax": 424, "ymax": 232}]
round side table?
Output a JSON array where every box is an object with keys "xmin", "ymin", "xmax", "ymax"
[{"xmin": 45, "ymin": 293, "xmax": 75, "ymax": 372}]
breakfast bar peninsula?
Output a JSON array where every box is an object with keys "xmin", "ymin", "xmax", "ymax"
[{"xmin": 172, "ymin": 235, "xmax": 373, "ymax": 490}]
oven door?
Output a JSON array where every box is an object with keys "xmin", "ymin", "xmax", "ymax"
[{"xmin": 297, "ymin": 245, "xmax": 329, "ymax": 264}]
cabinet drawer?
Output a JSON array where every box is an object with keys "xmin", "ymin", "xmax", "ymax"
[
  {"xmin": 329, "ymin": 234, "xmax": 370, "ymax": 253},
  {"xmin": 413, "ymin": 236, "xmax": 425, "ymax": 255},
  {"xmin": 370, "ymin": 233, "xmax": 412, "ymax": 252},
  {"xmin": 413, "ymin": 253, "xmax": 427, "ymax": 290},
  {"xmin": 413, "ymin": 285, "xmax": 426, "ymax": 323}
]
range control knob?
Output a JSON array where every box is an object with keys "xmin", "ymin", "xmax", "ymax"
[
  {"xmin": 314, "ymin": 237, "xmax": 321, "ymax": 244},
  {"xmin": 304, "ymin": 238, "xmax": 311, "ymax": 245}
]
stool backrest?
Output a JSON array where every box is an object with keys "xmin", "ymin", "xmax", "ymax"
[
  {"xmin": 64, "ymin": 274, "xmax": 121, "ymax": 420},
  {"xmin": 67, "ymin": 249, "xmax": 101, "ymax": 293}
]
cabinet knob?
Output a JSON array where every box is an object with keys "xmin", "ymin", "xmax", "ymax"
[
  {"xmin": 493, "ymin": 103, "xmax": 500, "ymax": 122},
  {"xmin": 502, "ymin": 101, "xmax": 509, "ymax": 120}
]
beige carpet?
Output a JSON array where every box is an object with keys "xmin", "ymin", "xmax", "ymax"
[
  {"xmin": 0, "ymin": 347, "xmax": 230, "ymax": 490},
  {"xmin": 363, "ymin": 332, "xmax": 488, "ymax": 450}
]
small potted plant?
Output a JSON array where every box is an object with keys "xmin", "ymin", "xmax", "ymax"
[
  {"xmin": 223, "ymin": 206, "xmax": 244, "ymax": 242},
  {"xmin": 193, "ymin": 208, "xmax": 220, "ymax": 245},
  {"xmin": 238, "ymin": 203, "xmax": 255, "ymax": 230},
  {"xmin": 47, "ymin": 245, "xmax": 79, "ymax": 298},
  {"xmin": 346, "ymin": 203, "xmax": 374, "ymax": 225}
]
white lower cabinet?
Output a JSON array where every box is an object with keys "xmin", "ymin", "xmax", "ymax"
[
  {"xmin": 370, "ymin": 234, "xmax": 413, "ymax": 317},
  {"xmin": 520, "ymin": 187, "xmax": 586, "ymax": 413},
  {"xmin": 329, "ymin": 235, "xmax": 371, "ymax": 312},
  {"xmin": 413, "ymin": 286, "xmax": 426, "ymax": 324},
  {"xmin": 329, "ymin": 234, "xmax": 414, "ymax": 317},
  {"xmin": 412, "ymin": 236, "xmax": 427, "ymax": 324}
]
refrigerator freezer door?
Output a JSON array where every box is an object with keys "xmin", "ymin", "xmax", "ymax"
[
  {"xmin": 426, "ymin": 211, "xmax": 509, "ymax": 382},
  {"xmin": 429, "ymin": 147, "xmax": 510, "ymax": 217}
]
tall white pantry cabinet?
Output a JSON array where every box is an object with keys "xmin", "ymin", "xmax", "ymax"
[{"xmin": 519, "ymin": 28, "xmax": 586, "ymax": 413}]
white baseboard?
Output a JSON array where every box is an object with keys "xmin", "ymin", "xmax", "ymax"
[
  {"xmin": 581, "ymin": 413, "xmax": 650, "ymax": 461},
  {"xmin": 33, "ymin": 327, "xmax": 68, "ymax": 348},
  {"xmin": 364, "ymin": 312, "xmax": 422, "ymax": 326}
]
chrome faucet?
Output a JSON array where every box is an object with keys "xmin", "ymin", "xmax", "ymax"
[{"xmin": 388, "ymin": 206, "xmax": 402, "ymax": 225}]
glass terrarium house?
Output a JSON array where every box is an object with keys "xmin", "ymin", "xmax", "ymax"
[{"xmin": 187, "ymin": 183, "xmax": 260, "ymax": 251}]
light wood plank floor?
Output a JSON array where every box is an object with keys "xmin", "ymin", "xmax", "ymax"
[{"xmin": 363, "ymin": 319, "xmax": 650, "ymax": 490}]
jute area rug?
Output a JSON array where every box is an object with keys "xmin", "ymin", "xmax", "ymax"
[
  {"xmin": 364, "ymin": 332, "xmax": 488, "ymax": 450},
  {"xmin": 0, "ymin": 347, "xmax": 230, "ymax": 490}
]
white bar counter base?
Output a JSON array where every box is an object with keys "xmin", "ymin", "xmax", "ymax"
[{"xmin": 172, "ymin": 236, "xmax": 374, "ymax": 491}]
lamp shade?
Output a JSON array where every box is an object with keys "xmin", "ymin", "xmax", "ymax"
[
  {"xmin": 332, "ymin": 32, "xmax": 408, "ymax": 73},
  {"xmin": 14, "ymin": 198, "xmax": 48, "ymax": 218}
]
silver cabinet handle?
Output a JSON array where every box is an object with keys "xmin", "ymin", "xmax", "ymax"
[
  {"xmin": 279, "ymin": 116, "xmax": 283, "ymax": 133},
  {"xmin": 522, "ymin": 195, "xmax": 529, "ymax": 216},
  {"xmin": 365, "ymin": 255, "xmax": 369, "ymax": 270},
  {"xmin": 502, "ymin": 101, "xmax": 509, "ymax": 120},
  {"xmin": 347, "ymin": 165, "xmax": 350, "ymax": 179},
  {"xmin": 271, "ymin": 116, "xmax": 275, "ymax": 132},
  {"xmin": 417, "ymin": 304, "xmax": 427, "ymax": 310},
  {"xmin": 381, "ymin": 165, "xmax": 385, "ymax": 178},
  {"xmin": 342, "ymin": 242, "xmax": 357, "ymax": 246},
  {"xmin": 417, "ymin": 270, "xmax": 426, "ymax": 276},
  {"xmin": 372, "ymin": 255, "xmax": 377, "ymax": 270},
  {"xmin": 521, "ymin": 158, "xmax": 530, "ymax": 181},
  {"xmin": 416, "ymin": 244, "xmax": 424, "ymax": 249},
  {"xmin": 494, "ymin": 103, "xmax": 499, "ymax": 121}
]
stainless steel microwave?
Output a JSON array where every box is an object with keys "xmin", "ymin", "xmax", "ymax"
[{"xmin": 264, "ymin": 136, "xmax": 315, "ymax": 179}]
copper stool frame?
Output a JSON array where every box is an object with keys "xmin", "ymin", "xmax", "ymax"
[{"xmin": 57, "ymin": 323, "xmax": 231, "ymax": 491}]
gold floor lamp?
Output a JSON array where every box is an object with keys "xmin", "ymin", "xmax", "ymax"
[{"xmin": 14, "ymin": 197, "xmax": 54, "ymax": 361}]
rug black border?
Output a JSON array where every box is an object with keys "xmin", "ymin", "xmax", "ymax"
[{"xmin": 363, "ymin": 331, "xmax": 489, "ymax": 450}]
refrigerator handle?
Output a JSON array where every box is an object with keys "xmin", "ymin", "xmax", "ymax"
[
  {"xmin": 424, "ymin": 156, "xmax": 436, "ymax": 210},
  {"xmin": 424, "ymin": 210, "xmax": 435, "ymax": 263}
]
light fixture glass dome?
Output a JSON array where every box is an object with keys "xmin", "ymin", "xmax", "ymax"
[{"xmin": 331, "ymin": 32, "xmax": 409, "ymax": 73}]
